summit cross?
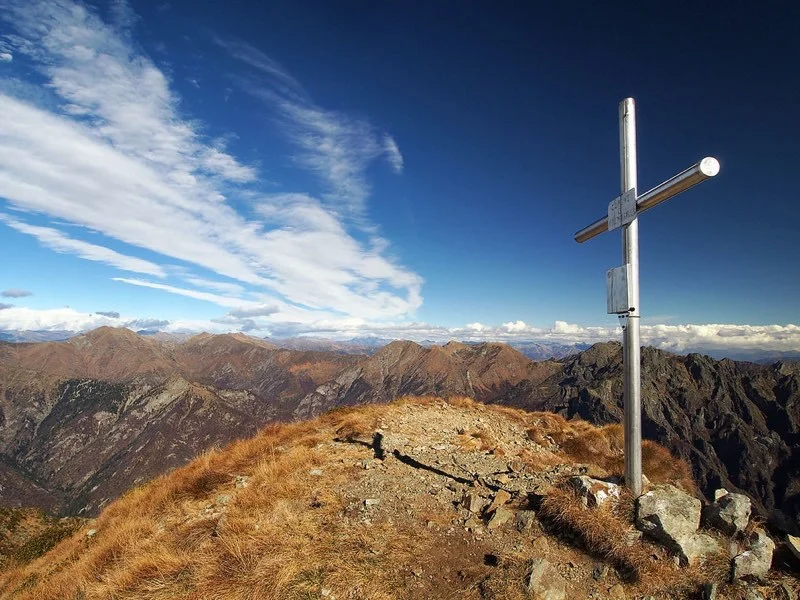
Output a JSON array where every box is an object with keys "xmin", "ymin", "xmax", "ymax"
[{"xmin": 574, "ymin": 98, "xmax": 721, "ymax": 496}]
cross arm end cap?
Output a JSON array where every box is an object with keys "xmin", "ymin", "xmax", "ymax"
[{"xmin": 700, "ymin": 157, "xmax": 720, "ymax": 177}]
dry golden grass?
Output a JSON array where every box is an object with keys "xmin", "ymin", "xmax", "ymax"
[
  {"xmin": 0, "ymin": 402, "xmax": 441, "ymax": 600},
  {"xmin": 538, "ymin": 485, "xmax": 655, "ymax": 580},
  {"xmin": 537, "ymin": 483, "xmax": 731, "ymax": 597},
  {"xmin": 0, "ymin": 396, "xmax": 709, "ymax": 600},
  {"xmin": 521, "ymin": 412, "xmax": 695, "ymax": 490}
]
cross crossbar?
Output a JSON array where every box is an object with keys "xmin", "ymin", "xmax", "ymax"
[{"xmin": 574, "ymin": 157, "xmax": 720, "ymax": 243}]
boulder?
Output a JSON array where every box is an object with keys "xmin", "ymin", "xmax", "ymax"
[
  {"xmin": 635, "ymin": 485, "xmax": 721, "ymax": 565},
  {"xmin": 526, "ymin": 558, "xmax": 566, "ymax": 600},
  {"xmin": 703, "ymin": 489, "xmax": 751, "ymax": 535},
  {"xmin": 636, "ymin": 485, "xmax": 700, "ymax": 544},
  {"xmin": 673, "ymin": 531, "xmax": 723, "ymax": 566},
  {"xmin": 732, "ymin": 529, "xmax": 775, "ymax": 581},
  {"xmin": 567, "ymin": 476, "xmax": 621, "ymax": 508}
]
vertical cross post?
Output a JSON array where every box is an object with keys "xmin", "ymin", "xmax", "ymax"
[
  {"xmin": 619, "ymin": 98, "xmax": 642, "ymax": 496},
  {"xmin": 574, "ymin": 98, "xmax": 719, "ymax": 497}
]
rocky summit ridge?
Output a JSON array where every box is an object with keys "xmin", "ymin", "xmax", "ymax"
[
  {"xmin": 0, "ymin": 398, "xmax": 796, "ymax": 599},
  {"xmin": 0, "ymin": 327, "xmax": 798, "ymax": 541}
]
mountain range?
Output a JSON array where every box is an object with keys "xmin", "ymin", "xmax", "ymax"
[
  {"xmin": 0, "ymin": 327, "xmax": 797, "ymax": 536},
  {"xmin": 6, "ymin": 328, "xmax": 795, "ymax": 362}
]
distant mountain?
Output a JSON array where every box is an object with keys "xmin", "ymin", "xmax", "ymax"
[
  {"xmin": 1, "ymin": 327, "xmax": 798, "ymax": 537},
  {"xmin": 294, "ymin": 339, "xmax": 561, "ymax": 418},
  {"xmin": 0, "ymin": 328, "xmax": 358, "ymax": 514},
  {"xmin": 0, "ymin": 330, "xmax": 73, "ymax": 343},
  {"xmin": 270, "ymin": 335, "xmax": 389, "ymax": 354},
  {"xmin": 509, "ymin": 341, "xmax": 591, "ymax": 360}
]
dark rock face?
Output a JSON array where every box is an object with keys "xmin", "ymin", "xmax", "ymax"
[
  {"xmin": 0, "ymin": 330, "xmax": 358, "ymax": 515},
  {"xmin": 500, "ymin": 343, "xmax": 800, "ymax": 534}
]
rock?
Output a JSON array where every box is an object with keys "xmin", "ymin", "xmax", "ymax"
[
  {"xmin": 703, "ymin": 489, "xmax": 751, "ymax": 535},
  {"xmin": 487, "ymin": 506, "xmax": 513, "ymax": 530},
  {"xmin": 526, "ymin": 558, "xmax": 566, "ymax": 600},
  {"xmin": 234, "ymin": 475, "xmax": 249, "ymax": 489},
  {"xmin": 636, "ymin": 485, "xmax": 721, "ymax": 565},
  {"xmin": 732, "ymin": 528, "xmax": 775, "ymax": 581},
  {"xmin": 607, "ymin": 584, "xmax": 626, "ymax": 599},
  {"xmin": 787, "ymin": 534, "xmax": 800, "ymax": 561},
  {"xmin": 309, "ymin": 468, "xmax": 324, "ymax": 476},
  {"xmin": 363, "ymin": 498, "xmax": 380, "ymax": 507},
  {"xmin": 509, "ymin": 460, "xmax": 525, "ymax": 473},
  {"xmin": 592, "ymin": 564, "xmax": 609, "ymax": 582},
  {"xmin": 673, "ymin": 532, "xmax": 723, "ymax": 566},
  {"xmin": 515, "ymin": 509, "xmax": 536, "ymax": 532},
  {"xmin": 701, "ymin": 582, "xmax": 718, "ymax": 600},
  {"xmin": 486, "ymin": 489, "xmax": 511, "ymax": 514},
  {"xmin": 636, "ymin": 485, "xmax": 702, "ymax": 562},
  {"xmin": 464, "ymin": 516, "xmax": 483, "ymax": 531},
  {"xmin": 85, "ymin": 528, "xmax": 96, "ymax": 538},
  {"xmin": 462, "ymin": 490, "xmax": 487, "ymax": 514},
  {"xmin": 531, "ymin": 535, "xmax": 550, "ymax": 555},
  {"xmin": 568, "ymin": 476, "xmax": 621, "ymax": 508}
]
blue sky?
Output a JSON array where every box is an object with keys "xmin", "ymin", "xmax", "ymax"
[{"xmin": 0, "ymin": 0, "xmax": 798, "ymax": 354}]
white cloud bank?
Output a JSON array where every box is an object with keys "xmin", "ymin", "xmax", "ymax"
[
  {"xmin": 0, "ymin": 0, "xmax": 419, "ymax": 329},
  {"xmin": 0, "ymin": 305, "xmax": 797, "ymax": 356}
]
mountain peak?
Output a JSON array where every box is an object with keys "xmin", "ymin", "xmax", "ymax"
[{"xmin": 2, "ymin": 397, "xmax": 717, "ymax": 599}]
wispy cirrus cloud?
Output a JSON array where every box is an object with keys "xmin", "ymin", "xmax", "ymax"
[
  {"xmin": 0, "ymin": 0, "xmax": 421, "ymax": 332},
  {"xmin": 182, "ymin": 276, "xmax": 244, "ymax": 296},
  {"xmin": 383, "ymin": 134, "xmax": 404, "ymax": 174},
  {"xmin": 1, "ymin": 214, "xmax": 167, "ymax": 277},
  {"xmin": 218, "ymin": 37, "xmax": 405, "ymax": 214}
]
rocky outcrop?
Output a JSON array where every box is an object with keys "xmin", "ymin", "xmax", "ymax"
[
  {"xmin": 635, "ymin": 485, "xmax": 721, "ymax": 566},
  {"xmin": 732, "ymin": 529, "xmax": 775, "ymax": 581},
  {"xmin": 504, "ymin": 343, "xmax": 800, "ymax": 535},
  {"xmin": 567, "ymin": 475, "xmax": 621, "ymax": 508},
  {"xmin": 703, "ymin": 488, "xmax": 751, "ymax": 535}
]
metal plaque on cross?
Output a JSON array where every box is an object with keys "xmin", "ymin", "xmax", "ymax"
[{"xmin": 607, "ymin": 188, "xmax": 637, "ymax": 231}]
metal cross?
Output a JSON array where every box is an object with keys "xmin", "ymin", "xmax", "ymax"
[{"xmin": 574, "ymin": 98, "xmax": 720, "ymax": 496}]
